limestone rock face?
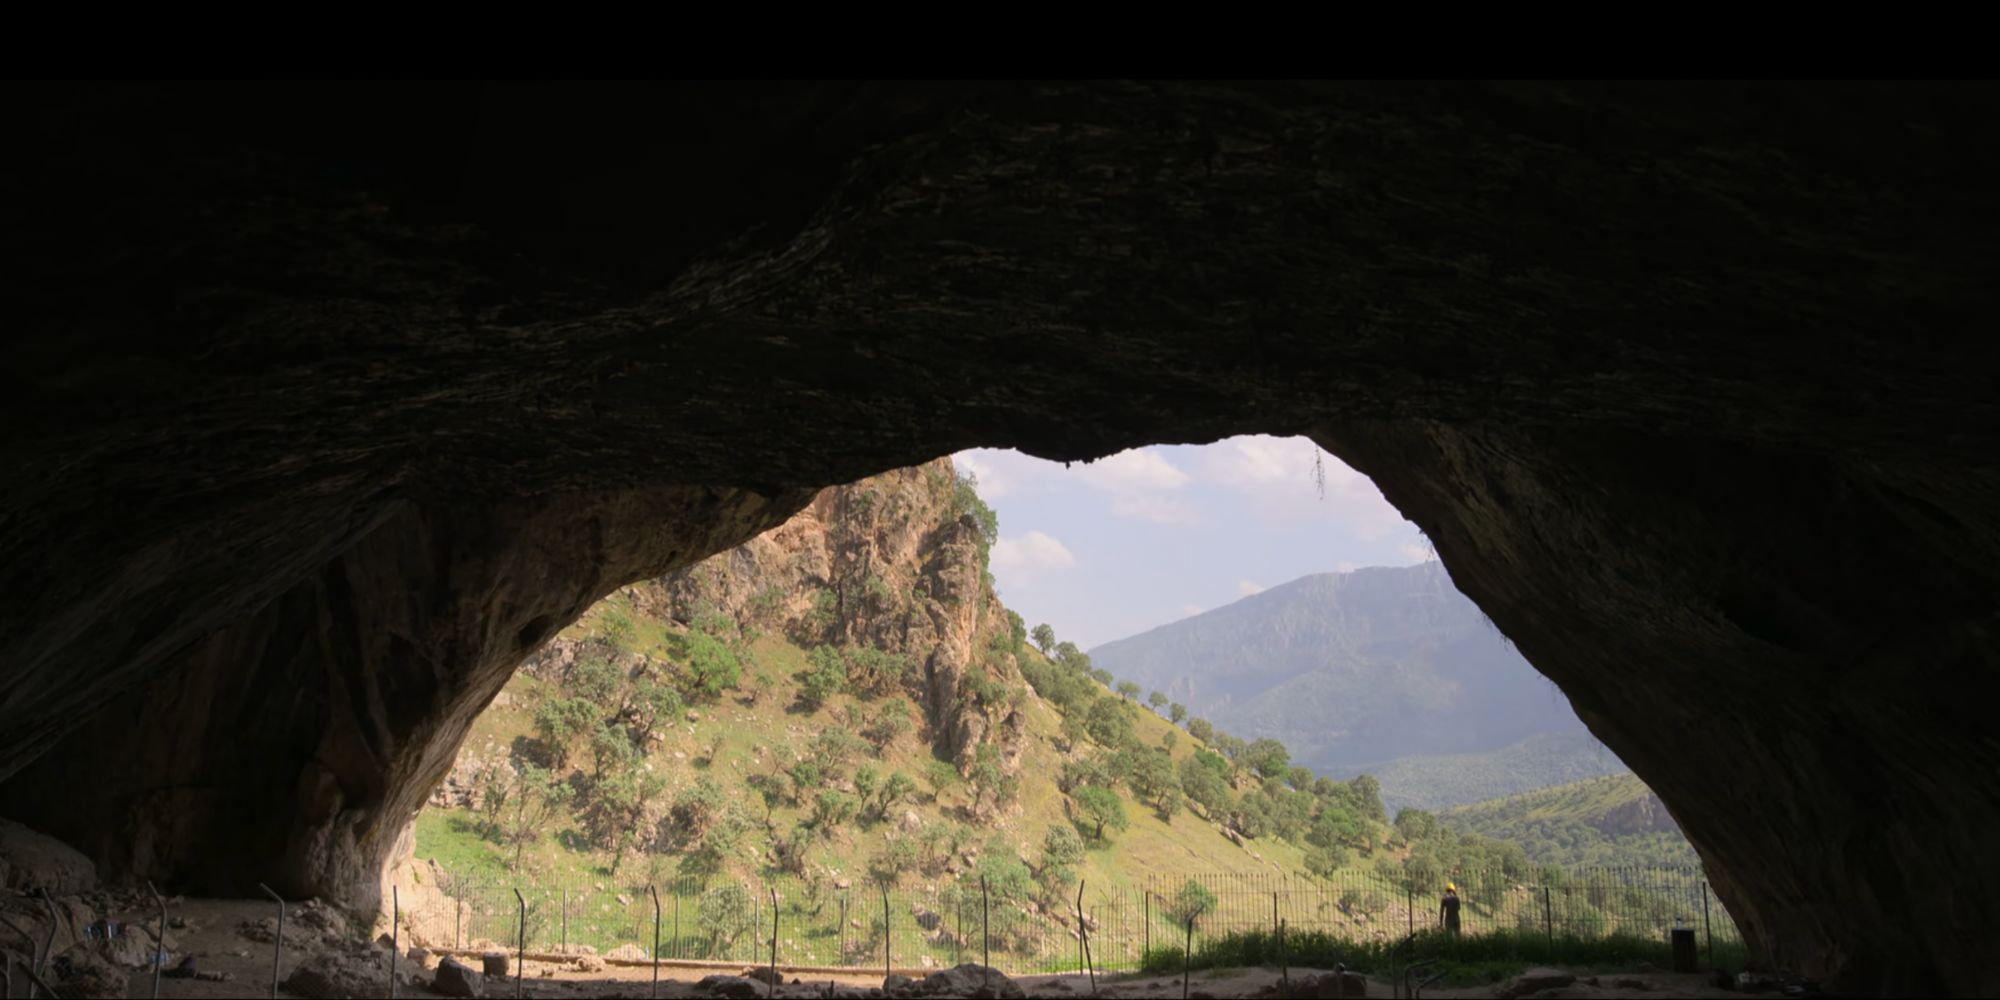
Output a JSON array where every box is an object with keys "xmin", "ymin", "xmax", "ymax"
[
  {"xmin": 655, "ymin": 459, "xmax": 1024, "ymax": 770},
  {"xmin": 0, "ymin": 817, "xmax": 97, "ymax": 895},
  {"xmin": 1, "ymin": 82, "xmax": 1997, "ymax": 997}
]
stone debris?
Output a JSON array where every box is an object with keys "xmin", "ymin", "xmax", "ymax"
[
  {"xmin": 1497, "ymin": 967, "xmax": 1577, "ymax": 998},
  {"xmin": 434, "ymin": 955, "xmax": 485, "ymax": 997},
  {"xmin": 696, "ymin": 973, "xmax": 763, "ymax": 998}
]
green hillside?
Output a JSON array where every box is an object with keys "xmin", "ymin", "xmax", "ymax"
[
  {"xmin": 1358, "ymin": 732, "xmax": 1631, "ymax": 813},
  {"xmin": 1438, "ymin": 773, "xmax": 1697, "ymax": 868},
  {"xmin": 1086, "ymin": 565, "xmax": 1597, "ymax": 776}
]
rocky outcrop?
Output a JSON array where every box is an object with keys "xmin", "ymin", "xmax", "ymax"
[
  {"xmin": 1, "ymin": 82, "xmax": 1996, "ymax": 996},
  {"xmin": 654, "ymin": 459, "xmax": 1024, "ymax": 770}
]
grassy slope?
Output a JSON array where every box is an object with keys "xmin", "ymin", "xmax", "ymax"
[{"xmin": 417, "ymin": 594, "xmax": 1317, "ymax": 902}]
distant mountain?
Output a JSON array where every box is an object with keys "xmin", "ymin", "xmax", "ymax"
[
  {"xmin": 1439, "ymin": 772, "xmax": 1697, "ymax": 868},
  {"xmin": 1087, "ymin": 563, "xmax": 1594, "ymax": 776},
  {"xmin": 1351, "ymin": 732, "xmax": 1629, "ymax": 814}
]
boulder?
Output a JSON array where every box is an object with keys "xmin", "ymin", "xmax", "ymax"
[
  {"xmin": 745, "ymin": 965, "xmax": 782, "ymax": 984},
  {"xmin": 434, "ymin": 956, "xmax": 484, "ymax": 997},
  {"xmin": 1499, "ymin": 967, "xmax": 1577, "ymax": 998},
  {"xmin": 0, "ymin": 819, "xmax": 96, "ymax": 895},
  {"xmin": 482, "ymin": 950, "xmax": 510, "ymax": 976},
  {"xmin": 605, "ymin": 943, "xmax": 648, "ymax": 961},
  {"xmin": 574, "ymin": 953, "xmax": 605, "ymax": 972},
  {"xmin": 697, "ymin": 973, "xmax": 763, "ymax": 998},
  {"xmin": 283, "ymin": 949, "xmax": 392, "ymax": 998},
  {"xmin": 915, "ymin": 963, "xmax": 1024, "ymax": 998}
]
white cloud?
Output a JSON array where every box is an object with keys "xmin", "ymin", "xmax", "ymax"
[
  {"xmin": 1078, "ymin": 447, "xmax": 1189, "ymax": 493},
  {"xmin": 1237, "ymin": 579, "xmax": 1266, "ymax": 597},
  {"xmin": 1179, "ymin": 603, "xmax": 1205, "ymax": 618},
  {"xmin": 1199, "ymin": 435, "xmax": 1308, "ymax": 487},
  {"xmin": 990, "ymin": 530, "xmax": 1077, "ymax": 581},
  {"xmin": 1397, "ymin": 542, "xmax": 1437, "ymax": 565},
  {"xmin": 1110, "ymin": 495, "xmax": 1201, "ymax": 525},
  {"xmin": 1334, "ymin": 560, "xmax": 1359, "ymax": 573}
]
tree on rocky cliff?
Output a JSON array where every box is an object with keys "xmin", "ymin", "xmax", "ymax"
[{"xmin": 1031, "ymin": 623, "xmax": 1055, "ymax": 655}]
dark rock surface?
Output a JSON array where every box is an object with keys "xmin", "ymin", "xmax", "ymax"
[{"xmin": 1, "ymin": 81, "xmax": 1996, "ymax": 997}]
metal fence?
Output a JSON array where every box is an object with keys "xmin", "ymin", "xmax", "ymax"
[{"xmin": 404, "ymin": 863, "xmax": 1743, "ymax": 976}]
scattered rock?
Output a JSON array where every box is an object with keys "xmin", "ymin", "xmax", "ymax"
[
  {"xmin": 1499, "ymin": 967, "xmax": 1577, "ymax": 998},
  {"xmin": 911, "ymin": 963, "xmax": 1023, "ymax": 998},
  {"xmin": 482, "ymin": 951, "xmax": 510, "ymax": 976},
  {"xmin": 0, "ymin": 818, "xmax": 97, "ymax": 895},
  {"xmin": 697, "ymin": 973, "xmax": 763, "ymax": 998},
  {"xmin": 434, "ymin": 956, "xmax": 484, "ymax": 997},
  {"xmin": 48, "ymin": 947, "xmax": 127, "ymax": 998},
  {"xmin": 284, "ymin": 949, "xmax": 394, "ymax": 998},
  {"xmin": 745, "ymin": 965, "xmax": 782, "ymax": 984},
  {"xmin": 884, "ymin": 972, "xmax": 916, "ymax": 994}
]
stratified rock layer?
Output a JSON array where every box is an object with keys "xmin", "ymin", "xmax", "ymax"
[{"xmin": 1, "ymin": 82, "xmax": 1996, "ymax": 996}]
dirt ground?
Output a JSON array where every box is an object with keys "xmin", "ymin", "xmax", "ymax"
[{"xmin": 71, "ymin": 897, "xmax": 1737, "ymax": 998}]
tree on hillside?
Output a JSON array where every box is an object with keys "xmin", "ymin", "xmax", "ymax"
[
  {"xmin": 1169, "ymin": 702, "xmax": 1187, "ymax": 725},
  {"xmin": 568, "ymin": 651, "xmax": 624, "ymax": 706},
  {"xmin": 622, "ymin": 677, "xmax": 684, "ymax": 747},
  {"xmin": 1245, "ymin": 738, "xmax": 1292, "ymax": 780},
  {"xmin": 1305, "ymin": 841, "xmax": 1351, "ymax": 880},
  {"xmin": 1005, "ymin": 611, "xmax": 1028, "ymax": 653},
  {"xmin": 1128, "ymin": 748, "xmax": 1182, "ymax": 819},
  {"xmin": 1186, "ymin": 717, "xmax": 1213, "ymax": 743},
  {"xmin": 1179, "ymin": 753, "xmax": 1232, "ymax": 819},
  {"xmin": 812, "ymin": 788, "xmax": 859, "ymax": 834},
  {"xmin": 584, "ymin": 768, "xmax": 666, "ymax": 874},
  {"xmin": 863, "ymin": 699, "xmax": 913, "ymax": 751},
  {"xmin": 683, "ymin": 629, "xmax": 741, "ymax": 701},
  {"xmin": 1349, "ymin": 774, "xmax": 1387, "ymax": 822},
  {"xmin": 1084, "ymin": 696, "xmax": 1135, "ymax": 747},
  {"xmin": 1394, "ymin": 807, "xmax": 1439, "ymax": 844},
  {"xmin": 1075, "ymin": 786, "xmax": 1129, "ymax": 841},
  {"xmin": 1032, "ymin": 624, "xmax": 1056, "ymax": 654},
  {"xmin": 533, "ymin": 697, "xmax": 600, "ymax": 771},
  {"xmin": 970, "ymin": 743, "xmax": 1018, "ymax": 816},
  {"xmin": 1287, "ymin": 765, "xmax": 1316, "ymax": 791},
  {"xmin": 1165, "ymin": 879, "xmax": 1218, "ymax": 930},
  {"xmin": 1161, "ymin": 729, "xmax": 1178, "ymax": 752},
  {"xmin": 875, "ymin": 770, "xmax": 917, "ymax": 818},
  {"xmin": 1090, "ymin": 667, "xmax": 1113, "ymax": 686},
  {"xmin": 799, "ymin": 645, "xmax": 846, "ymax": 710},
  {"xmin": 697, "ymin": 883, "xmax": 756, "ymax": 958},
  {"xmin": 1116, "ymin": 680, "xmax": 1142, "ymax": 701},
  {"xmin": 1147, "ymin": 690, "xmax": 1168, "ymax": 710},
  {"xmin": 1037, "ymin": 823, "xmax": 1086, "ymax": 907},
  {"xmin": 588, "ymin": 721, "xmax": 636, "ymax": 781},
  {"xmin": 502, "ymin": 764, "xmax": 572, "ymax": 866}
]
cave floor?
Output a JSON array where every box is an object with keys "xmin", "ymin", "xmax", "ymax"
[{"xmin": 100, "ymin": 897, "xmax": 1737, "ymax": 998}]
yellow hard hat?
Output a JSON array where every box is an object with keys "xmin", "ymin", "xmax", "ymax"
[{"xmin": 1446, "ymin": 883, "xmax": 1456, "ymax": 891}]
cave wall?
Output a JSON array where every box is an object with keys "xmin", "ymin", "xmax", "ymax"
[
  {"xmin": 3, "ymin": 485, "xmax": 810, "ymax": 900},
  {"xmin": 2, "ymin": 81, "xmax": 1997, "ymax": 995}
]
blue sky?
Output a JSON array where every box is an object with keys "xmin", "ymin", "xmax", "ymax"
[{"xmin": 954, "ymin": 436, "xmax": 1435, "ymax": 650}]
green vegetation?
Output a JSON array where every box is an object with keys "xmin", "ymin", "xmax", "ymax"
[
  {"xmin": 1142, "ymin": 928, "xmax": 1749, "ymax": 987},
  {"xmin": 1368, "ymin": 732, "xmax": 1631, "ymax": 813},
  {"xmin": 1439, "ymin": 773, "xmax": 1699, "ymax": 867}
]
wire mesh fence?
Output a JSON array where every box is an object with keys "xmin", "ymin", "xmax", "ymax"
[{"xmin": 404, "ymin": 863, "xmax": 1743, "ymax": 976}]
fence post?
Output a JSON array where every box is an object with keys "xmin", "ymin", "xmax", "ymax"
[
  {"xmin": 768, "ymin": 885, "xmax": 780, "ymax": 1000},
  {"xmin": 1181, "ymin": 916, "xmax": 1194, "ymax": 1000},
  {"xmin": 455, "ymin": 891, "xmax": 463, "ymax": 952},
  {"xmin": 1077, "ymin": 880, "xmax": 1095, "ymax": 994},
  {"xmin": 840, "ymin": 895, "xmax": 848, "ymax": 962},
  {"xmin": 882, "ymin": 883, "xmax": 891, "ymax": 981},
  {"xmin": 650, "ymin": 885, "xmax": 661, "ymax": 1000},
  {"xmin": 1406, "ymin": 887, "xmax": 1413, "ymax": 939},
  {"xmin": 1279, "ymin": 917, "xmax": 1288, "ymax": 988},
  {"xmin": 513, "ymin": 887, "xmax": 526, "ymax": 1000},
  {"xmin": 1271, "ymin": 891, "xmax": 1278, "ymax": 937},
  {"xmin": 145, "ymin": 883, "xmax": 165, "ymax": 1000},
  {"xmin": 258, "ymin": 882, "xmax": 285, "ymax": 999},
  {"xmin": 673, "ymin": 887, "xmax": 682, "ymax": 962},
  {"xmin": 981, "ymin": 875, "xmax": 991, "ymax": 971},
  {"xmin": 954, "ymin": 894, "xmax": 962, "ymax": 965},
  {"xmin": 1143, "ymin": 887, "xmax": 1150, "ymax": 959},
  {"xmin": 388, "ymin": 885, "xmax": 399, "ymax": 1000},
  {"xmin": 1542, "ymin": 887, "xmax": 1553, "ymax": 954},
  {"xmin": 561, "ymin": 885, "xmax": 569, "ymax": 955}
]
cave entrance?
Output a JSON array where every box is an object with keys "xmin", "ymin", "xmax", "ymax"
[{"xmin": 403, "ymin": 436, "xmax": 1724, "ymax": 976}]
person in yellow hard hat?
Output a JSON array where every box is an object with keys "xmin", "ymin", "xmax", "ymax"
[{"xmin": 1439, "ymin": 882, "xmax": 1462, "ymax": 936}]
